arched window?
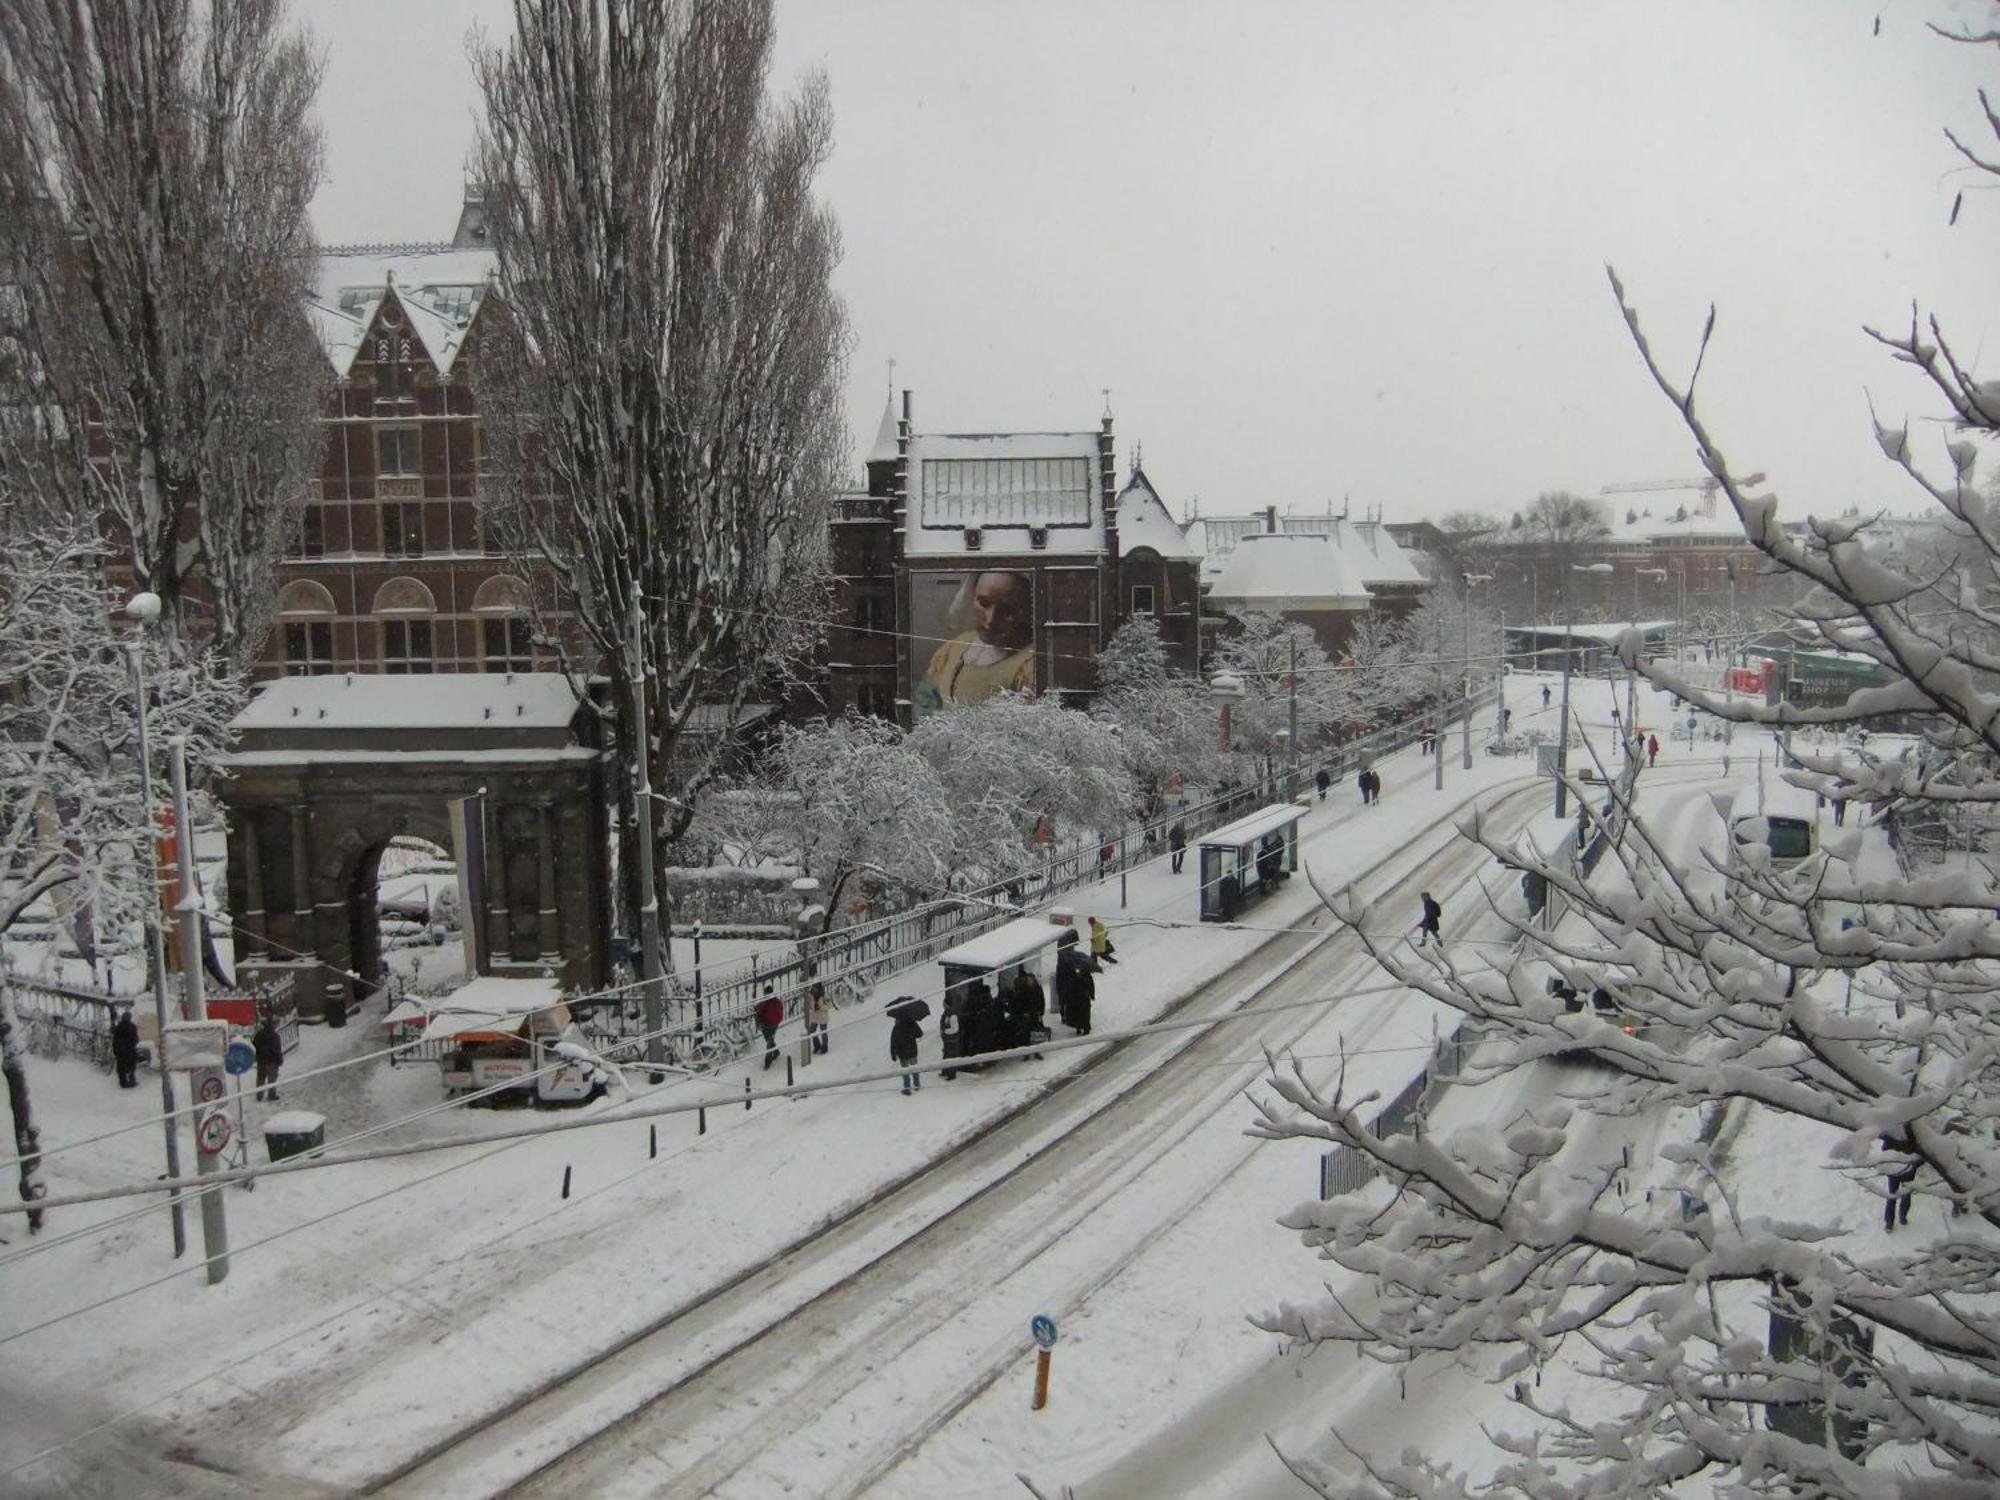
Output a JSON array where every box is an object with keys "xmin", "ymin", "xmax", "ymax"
[
  {"xmin": 278, "ymin": 581, "xmax": 336, "ymax": 676},
  {"xmin": 471, "ymin": 575, "xmax": 534, "ymax": 672},
  {"xmin": 371, "ymin": 577, "xmax": 435, "ymax": 674}
]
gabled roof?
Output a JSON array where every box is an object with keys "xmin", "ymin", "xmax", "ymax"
[
  {"xmin": 1115, "ymin": 467, "xmax": 1199, "ymax": 561},
  {"xmin": 309, "ymin": 245, "xmax": 496, "ymax": 377},
  {"xmin": 232, "ymin": 671, "xmax": 579, "ymax": 733}
]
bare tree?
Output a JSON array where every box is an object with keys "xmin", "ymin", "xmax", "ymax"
[
  {"xmin": 0, "ymin": 525, "xmax": 241, "ymax": 1229},
  {"xmin": 1249, "ymin": 35, "xmax": 2000, "ymax": 1497},
  {"xmin": 471, "ymin": 0, "xmax": 847, "ymax": 933},
  {"xmin": 0, "ymin": 0, "xmax": 325, "ymax": 666}
]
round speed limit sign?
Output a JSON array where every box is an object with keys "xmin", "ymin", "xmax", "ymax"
[
  {"xmin": 197, "ymin": 1073, "xmax": 227, "ymax": 1105},
  {"xmin": 196, "ymin": 1110, "xmax": 232, "ymax": 1156}
]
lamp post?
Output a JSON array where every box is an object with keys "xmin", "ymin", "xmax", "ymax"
[
  {"xmin": 1557, "ymin": 564, "xmax": 1614, "ymax": 817},
  {"xmin": 169, "ymin": 735, "xmax": 228, "ymax": 1283},
  {"xmin": 124, "ymin": 592, "xmax": 187, "ymax": 1259},
  {"xmin": 1461, "ymin": 573, "xmax": 1491, "ymax": 770}
]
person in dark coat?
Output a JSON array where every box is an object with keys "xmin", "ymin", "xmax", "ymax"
[
  {"xmin": 253, "ymin": 1014, "xmax": 284, "ymax": 1101},
  {"xmin": 112, "ymin": 1008, "xmax": 141, "ymax": 1089},
  {"xmin": 1315, "ymin": 768, "xmax": 1330, "ymax": 801},
  {"xmin": 1416, "ymin": 892, "xmax": 1442, "ymax": 949},
  {"xmin": 1068, "ymin": 954, "xmax": 1096, "ymax": 1035},
  {"xmin": 754, "ymin": 986, "xmax": 785, "ymax": 1070},
  {"xmin": 890, "ymin": 1010, "xmax": 923, "ymax": 1095},
  {"xmin": 1882, "ymin": 1131, "xmax": 1918, "ymax": 1231},
  {"xmin": 1167, "ymin": 820, "xmax": 1187, "ymax": 874},
  {"xmin": 964, "ymin": 978, "xmax": 996, "ymax": 1057}
]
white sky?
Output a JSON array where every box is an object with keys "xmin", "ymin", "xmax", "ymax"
[{"xmin": 303, "ymin": 0, "xmax": 2000, "ymax": 525}]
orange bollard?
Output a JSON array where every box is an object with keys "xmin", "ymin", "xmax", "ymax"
[{"xmin": 1032, "ymin": 1347, "xmax": 1052, "ymax": 1410}]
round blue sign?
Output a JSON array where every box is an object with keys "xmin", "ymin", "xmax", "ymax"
[
  {"xmin": 1030, "ymin": 1314, "xmax": 1058, "ymax": 1350},
  {"xmin": 224, "ymin": 1039, "xmax": 256, "ymax": 1077}
]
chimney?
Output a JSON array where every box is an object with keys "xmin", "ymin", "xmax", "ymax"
[{"xmin": 1265, "ymin": 505, "xmax": 1278, "ymax": 534}]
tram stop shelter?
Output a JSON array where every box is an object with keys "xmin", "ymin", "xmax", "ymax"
[{"xmin": 1197, "ymin": 801, "xmax": 1308, "ymax": 922}]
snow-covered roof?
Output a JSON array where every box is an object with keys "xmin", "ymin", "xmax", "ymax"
[
  {"xmin": 1193, "ymin": 512, "xmax": 1426, "ymax": 592},
  {"xmin": 233, "ymin": 672, "xmax": 580, "ymax": 733},
  {"xmin": 1204, "ymin": 532, "xmax": 1372, "ymax": 612},
  {"xmin": 1200, "ymin": 801, "xmax": 1308, "ymax": 849},
  {"xmin": 905, "ymin": 431, "xmax": 1104, "ymax": 558},
  {"xmin": 310, "ymin": 246, "xmax": 496, "ymax": 377},
  {"xmin": 420, "ymin": 975, "xmax": 568, "ymax": 1042},
  {"xmin": 937, "ymin": 915, "xmax": 1074, "ymax": 971},
  {"xmin": 1116, "ymin": 468, "xmax": 1199, "ymax": 562}
]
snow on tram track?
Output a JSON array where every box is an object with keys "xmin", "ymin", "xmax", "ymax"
[{"xmin": 371, "ymin": 780, "xmax": 1547, "ymax": 1500}]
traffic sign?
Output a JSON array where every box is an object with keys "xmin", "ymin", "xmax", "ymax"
[
  {"xmin": 197, "ymin": 1073, "xmax": 227, "ymax": 1104},
  {"xmin": 224, "ymin": 1039, "xmax": 255, "ymax": 1077},
  {"xmin": 1030, "ymin": 1314, "xmax": 1058, "ymax": 1350},
  {"xmin": 196, "ymin": 1110, "xmax": 232, "ymax": 1156}
]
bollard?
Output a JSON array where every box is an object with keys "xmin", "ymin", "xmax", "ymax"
[
  {"xmin": 699, "ymin": 1106, "xmax": 707, "ymax": 1136},
  {"xmin": 1032, "ymin": 1348, "xmax": 1052, "ymax": 1410},
  {"xmin": 649, "ymin": 1123, "xmax": 657, "ymax": 1160},
  {"xmin": 786, "ymin": 1056, "xmax": 794, "ymax": 1088},
  {"xmin": 561, "ymin": 1165, "xmax": 571, "ymax": 1200},
  {"xmin": 744, "ymin": 1077, "xmax": 752, "ymax": 1112}
]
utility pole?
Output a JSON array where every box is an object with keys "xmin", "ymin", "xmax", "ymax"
[
  {"xmin": 1461, "ymin": 574, "xmax": 1490, "ymax": 770},
  {"xmin": 124, "ymin": 600, "xmax": 185, "ymax": 1259},
  {"xmin": 628, "ymin": 596, "xmax": 668, "ymax": 1072},
  {"xmin": 169, "ymin": 737, "xmax": 228, "ymax": 1283},
  {"xmin": 1286, "ymin": 633, "xmax": 1299, "ymax": 800}
]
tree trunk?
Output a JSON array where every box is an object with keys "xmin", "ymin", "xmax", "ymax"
[{"xmin": 0, "ymin": 982, "xmax": 46, "ymax": 1232}]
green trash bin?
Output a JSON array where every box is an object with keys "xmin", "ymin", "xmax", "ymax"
[{"xmin": 263, "ymin": 1111, "xmax": 326, "ymax": 1162}]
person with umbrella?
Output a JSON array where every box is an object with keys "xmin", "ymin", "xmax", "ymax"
[{"xmin": 886, "ymin": 996, "xmax": 927, "ymax": 1096}]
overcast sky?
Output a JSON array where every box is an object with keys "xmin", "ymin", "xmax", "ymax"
[{"xmin": 303, "ymin": 0, "xmax": 1998, "ymax": 527}]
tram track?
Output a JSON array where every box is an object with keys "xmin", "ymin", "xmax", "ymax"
[{"xmin": 370, "ymin": 780, "xmax": 1546, "ymax": 1499}]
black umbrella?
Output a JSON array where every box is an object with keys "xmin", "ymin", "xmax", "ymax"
[{"xmin": 885, "ymin": 995, "xmax": 930, "ymax": 1022}]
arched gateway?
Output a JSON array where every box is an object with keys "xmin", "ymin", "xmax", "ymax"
[{"xmin": 218, "ymin": 673, "xmax": 610, "ymax": 1020}]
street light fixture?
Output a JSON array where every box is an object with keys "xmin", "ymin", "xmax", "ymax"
[
  {"xmin": 1461, "ymin": 573, "xmax": 1492, "ymax": 770},
  {"xmin": 123, "ymin": 592, "xmax": 187, "ymax": 1259},
  {"xmin": 1555, "ymin": 564, "xmax": 1613, "ymax": 817}
]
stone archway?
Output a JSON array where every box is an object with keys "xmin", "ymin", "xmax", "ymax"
[{"xmin": 219, "ymin": 674, "xmax": 611, "ymax": 1019}]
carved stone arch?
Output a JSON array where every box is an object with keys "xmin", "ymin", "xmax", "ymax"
[
  {"xmin": 471, "ymin": 575, "xmax": 533, "ymax": 615},
  {"xmin": 371, "ymin": 576, "xmax": 436, "ymax": 615},
  {"xmin": 278, "ymin": 580, "xmax": 337, "ymax": 618}
]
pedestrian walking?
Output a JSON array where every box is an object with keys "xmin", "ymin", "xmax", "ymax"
[
  {"xmin": 805, "ymin": 981, "xmax": 831, "ymax": 1055},
  {"xmin": 1098, "ymin": 840, "xmax": 1115, "ymax": 875},
  {"xmin": 1882, "ymin": 1132, "xmax": 1918, "ymax": 1232},
  {"xmin": 1168, "ymin": 819, "xmax": 1187, "ymax": 874},
  {"xmin": 1367, "ymin": 769, "xmax": 1382, "ymax": 805},
  {"xmin": 1416, "ymin": 891, "xmax": 1442, "ymax": 949},
  {"xmin": 253, "ymin": 1013, "xmax": 284, "ymax": 1102},
  {"xmin": 112, "ymin": 1007, "xmax": 140, "ymax": 1089},
  {"xmin": 1356, "ymin": 767, "xmax": 1371, "ymax": 805},
  {"xmin": 1542, "ymin": 684, "xmax": 1552, "ymax": 709},
  {"xmin": 1315, "ymin": 768, "xmax": 1330, "ymax": 801},
  {"xmin": 1089, "ymin": 915, "xmax": 1118, "ymax": 965},
  {"xmin": 1833, "ymin": 798, "xmax": 1847, "ymax": 827},
  {"xmin": 754, "ymin": 986, "xmax": 784, "ymax": 1071},
  {"xmin": 890, "ymin": 1005, "xmax": 924, "ymax": 1095},
  {"xmin": 1647, "ymin": 734, "xmax": 1659, "ymax": 767}
]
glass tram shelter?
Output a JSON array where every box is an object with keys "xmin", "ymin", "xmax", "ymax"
[
  {"xmin": 1198, "ymin": 802, "xmax": 1308, "ymax": 922},
  {"xmin": 936, "ymin": 915, "xmax": 1068, "ymax": 1074}
]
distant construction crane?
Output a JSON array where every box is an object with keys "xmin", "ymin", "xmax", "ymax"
[{"xmin": 1600, "ymin": 473, "xmax": 1766, "ymax": 516}]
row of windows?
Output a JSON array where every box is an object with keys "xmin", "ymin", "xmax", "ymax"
[
  {"xmin": 284, "ymin": 617, "xmax": 535, "ymax": 677},
  {"xmin": 287, "ymin": 501, "xmax": 486, "ymax": 560}
]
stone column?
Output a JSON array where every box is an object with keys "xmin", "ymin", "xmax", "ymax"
[
  {"xmin": 536, "ymin": 801, "xmax": 560, "ymax": 960},
  {"xmin": 289, "ymin": 804, "xmax": 314, "ymax": 957},
  {"xmin": 486, "ymin": 803, "xmax": 513, "ymax": 962},
  {"xmin": 240, "ymin": 810, "xmax": 266, "ymax": 957}
]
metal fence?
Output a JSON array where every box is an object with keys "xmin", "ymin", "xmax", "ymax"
[{"xmin": 582, "ymin": 692, "xmax": 1498, "ymax": 1072}]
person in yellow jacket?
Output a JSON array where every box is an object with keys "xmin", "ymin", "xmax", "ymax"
[
  {"xmin": 1089, "ymin": 915, "xmax": 1118, "ymax": 966},
  {"xmin": 914, "ymin": 570, "xmax": 1035, "ymax": 712}
]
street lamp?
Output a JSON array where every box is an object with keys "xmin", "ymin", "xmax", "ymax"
[
  {"xmin": 123, "ymin": 592, "xmax": 187, "ymax": 1259},
  {"xmin": 1461, "ymin": 573, "xmax": 1492, "ymax": 770},
  {"xmin": 1557, "ymin": 564, "xmax": 1613, "ymax": 817}
]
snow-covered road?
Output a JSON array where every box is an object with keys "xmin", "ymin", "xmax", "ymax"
[{"xmin": 379, "ymin": 783, "xmax": 1549, "ymax": 1499}]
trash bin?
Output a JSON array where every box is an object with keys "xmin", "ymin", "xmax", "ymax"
[
  {"xmin": 323, "ymin": 981, "xmax": 348, "ymax": 1029},
  {"xmin": 263, "ymin": 1111, "xmax": 326, "ymax": 1162}
]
